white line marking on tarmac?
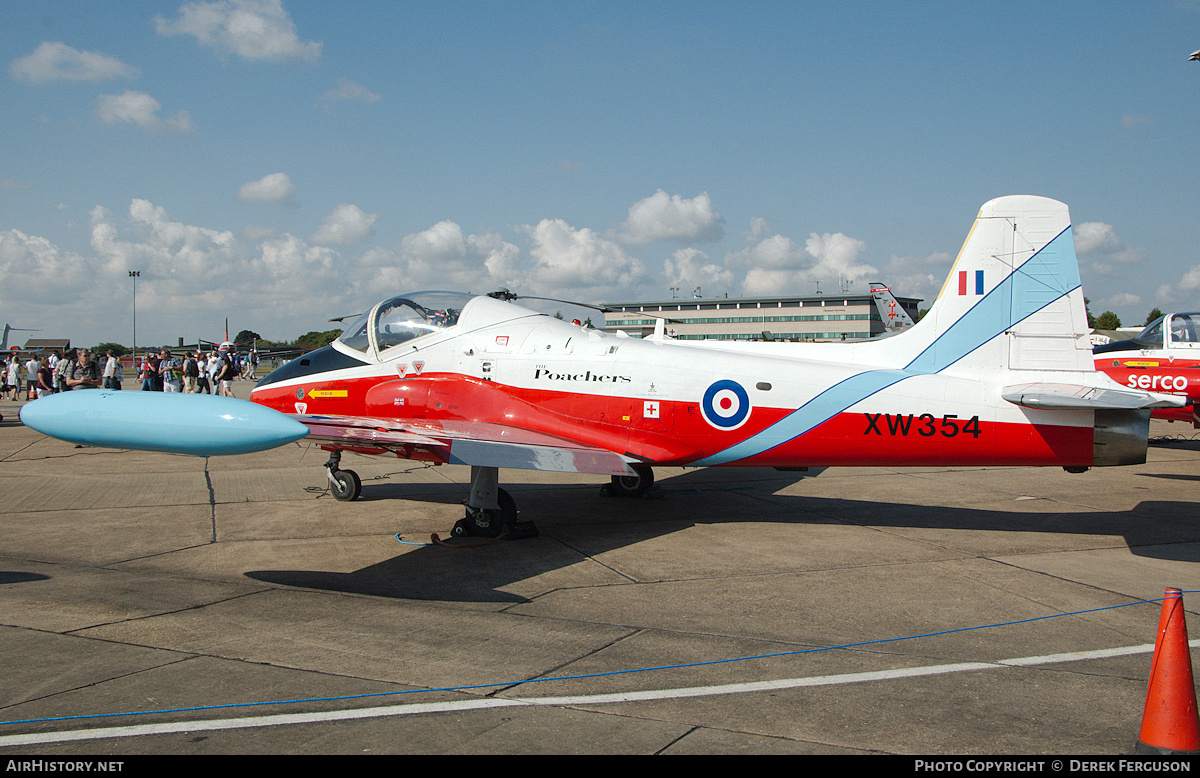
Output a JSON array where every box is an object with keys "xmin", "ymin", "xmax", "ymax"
[{"xmin": 3, "ymin": 640, "xmax": 1194, "ymax": 748}]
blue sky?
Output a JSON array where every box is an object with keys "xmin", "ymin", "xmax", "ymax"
[{"xmin": 2, "ymin": 0, "xmax": 1198, "ymax": 347}]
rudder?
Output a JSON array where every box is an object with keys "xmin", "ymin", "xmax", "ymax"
[{"xmin": 899, "ymin": 196, "xmax": 1090, "ymax": 376}]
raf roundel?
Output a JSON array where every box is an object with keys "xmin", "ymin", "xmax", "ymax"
[{"xmin": 701, "ymin": 379, "xmax": 752, "ymax": 430}]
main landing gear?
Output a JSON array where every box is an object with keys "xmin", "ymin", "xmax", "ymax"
[
  {"xmin": 324, "ymin": 450, "xmax": 362, "ymax": 502},
  {"xmin": 322, "ymin": 454, "xmax": 535, "ymax": 539},
  {"xmin": 451, "ymin": 465, "xmax": 538, "ymax": 540},
  {"xmin": 601, "ymin": 464, "xmax": 658, "ymax": 499}
]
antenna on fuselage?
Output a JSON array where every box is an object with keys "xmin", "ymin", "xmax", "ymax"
[{"xmin": 487, "ymin": 289, "xmax": 614, "ymax": 314}]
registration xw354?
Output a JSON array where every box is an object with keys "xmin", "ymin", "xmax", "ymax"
[{"xmin": 864, "ymin": 413, "xmax": 983, "ymax": 438}]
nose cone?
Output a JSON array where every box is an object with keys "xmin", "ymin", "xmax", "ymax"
[{"xmin": 20, "ymin": 391, "xmax": 309, "ymax": 456}]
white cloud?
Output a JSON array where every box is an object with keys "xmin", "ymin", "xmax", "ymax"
[
  {"xmin": 1158, "ymin": 264, "xmax": 1200, "ymax": 306},
  {"xmin": 87, "ymin": 199, "xmax": 351, "ymax": 334},
  {"xmin": 616, "ymin": 190, "xmax": 724, "ymax": 245},
  {"xmin": 359, "ymin": 221, "xmax": 521, "ymax": 293},
  {"xmin": 155, "ymin": 0, "xmax": 322, "ymax": 62},
  {"xmin": 1075, "ymin": 222, "xmax": 1119, "ymax": 254},
  {"xmin": 96, "ymin": 91, "xmax": 194, "ymax": 134},
  {"xmin": 1105, "ymin": 292, "xmax": 1142, "ymax": 309},
  {"xmin": 238, "ymin": 173, "xmax": 295, "ymax": 205},
  {"xmin": 525, "ymin": 218, "xmax": 645, "ymax": 297},
  {"xmin": 726, "ymin": 224, "xmax": 876, "ymax": 297},
  {"xmin": 1075, "ymin": 221, "xmax": 1145, "ymax": 264},
  {"xmin": 1121, "ymin": 114, "xmax": 1151, "ymax": 137},
  {"xmin": 663, "ymin": 248, "xmax": 733, "ymax": 295},
  {"xmin": 0, "ymin": 228, "xmax": 94, "ymax": 303},
  {"xmin": 804, "ymin": 232, "xmax": 873, "ymax": 280},
  {"xmin": 310, "ymin": 204, "xmax": 377, "ymax": 245},
  {"xmin": 10, "ymin": 42, "xmax": 139, "ymax": 84},
  {"xmin": 880, "ymin": 252, "xmax": 953, "ymax": 309},
  {"xmin": 319, "ymin": 78, "xmax": 380, "ymax": 105},
  {"xmin": 0, "ymin": 202, "xmax": 517, "ymax": 345}
]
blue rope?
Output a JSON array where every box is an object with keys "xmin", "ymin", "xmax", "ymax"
[{"xmin": 3, "ymin": 591, "xmax": 1195, "ymax": 728}]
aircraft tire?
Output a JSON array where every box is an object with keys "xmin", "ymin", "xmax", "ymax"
[
  {"xmin": 462, "ymin": 487, "xmax": 517, "ymax": 537},
  {"xmin": 610, "ymin": 465, "xmax": 654, "ymax": 498},
  {"xmin": 330, "ymin": 469, "xmax": 362, "ymax": 502}
]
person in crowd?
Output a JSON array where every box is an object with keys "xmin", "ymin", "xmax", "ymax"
[
  {"xmin": 141, "ymin": 350, "xmax": 160, "ymax": 391},
  {"xmin": 25, "ymin": 354, "xmax": 39, "ymax": 400},
  {"xmin": 160, "ymin": 350, "xmax": 182, "ymax": 392},
  {"xmin": 65, "ymin": 349, "xmax": 101, "ymax": 390},
  {"xmin": 216, "ymin": 346, "xmax": 237, "ymax": 396},
  {"xmin": 36, "ymin": 357, "xmax": 54, "ymax": 398},
  {"xmin": 8, "ymin": 356, "xmax": 23, "ymax": 400},
  {"xmin": 103, "ymin": 351, "xmax": 122, "ymax": 390},
  {"xmin": 53, "ymin": 349, "xmax": 74, "ymax": 393},
  {"xmin": 195, "ymin": 352, "xmax": 212, "ymax": 394},
  {"xmin": 182, "ymin": 351, "xmax": 200, "ymax": 393}
]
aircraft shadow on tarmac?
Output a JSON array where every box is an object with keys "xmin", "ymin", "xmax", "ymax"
[
  {"xmin": 244, "ymin": 467, "xmax": 1200, "ymax": 603},
  {"xmin": 0, "ymin": 571, "xmax": 50, "ymax": 585},
  {"xmin": 1148, "ymin": 438, "xmax": 1200, "ymax": 452}
]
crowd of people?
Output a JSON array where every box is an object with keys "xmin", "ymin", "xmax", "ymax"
[
  {"xmin": 136, "ymin": 346, "xmax": 252, "ymax": 396},
  {"xmin": 0, "ymin": 345, "xmax": 259, "ymax": 401},
  {"xmin": 1, "ymin": 348, "xmax": 106, "ymax": 399}
]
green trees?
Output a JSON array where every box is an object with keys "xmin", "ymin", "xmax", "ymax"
[
  {"xmin": 92, "ymin": 342, "xmax": 130, "ymax": 357},
  {"xmin": 293, "ymin": 330, "xmax": 342, "ymax": 349}
]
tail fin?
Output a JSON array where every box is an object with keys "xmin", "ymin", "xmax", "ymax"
[
  {"xmin": 896, "ymin": 195, "xmax": 1091, "ymax": 375},
  {"xmin": 869, "ymin": 283, "xmax": 916, "ymax": 333}
]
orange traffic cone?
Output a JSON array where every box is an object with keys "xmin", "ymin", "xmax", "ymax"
[{"xmin": 1133, "ymin": 588, "xmax": 1200, "ymax": 754}]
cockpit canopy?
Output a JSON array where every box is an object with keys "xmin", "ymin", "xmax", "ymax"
[
  {"xmin": 1134, "ymin": 313, "xmax": 1199, "ymax": 349},
  {"xmin": 338, "ymin": 291, "xmax": 474, "ymax": 355},
  {"xmin": 1095, "ymin": 312, "xmax": 1200, "ymax": 354}
]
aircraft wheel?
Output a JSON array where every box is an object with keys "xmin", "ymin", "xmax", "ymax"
[
  {"xmin": 330, "ymin": 469, "xmax": 361, "ymax": 502},
  {"xmin": 459, "ymin": 487, "xmax": 517, "ymax": 537},
  {"xmin": 610, "ymin": 465, "xmax": 654, "ymax": 498}
]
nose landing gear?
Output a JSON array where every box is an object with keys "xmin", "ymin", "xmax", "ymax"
[{"xmin": 324, "ymin": 450, "xmax": 361, "ymax": 502}]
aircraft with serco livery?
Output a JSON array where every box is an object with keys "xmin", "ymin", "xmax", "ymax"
[
  {"xmin": 20, "ymin": 195, "xmax": 1183, "ymax": 540},
  {"xmin": 1095, "ymin": 312, "xmax": 1200, "ymax": 428}
]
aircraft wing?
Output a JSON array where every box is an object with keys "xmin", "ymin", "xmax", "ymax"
[
  {"xmin": 1001, "ymin": 383, "xmax": 1185, "ymax": 410},
  {"xmin": 297, "ymin": 414, "xmax": 638, "ymax": 477}
]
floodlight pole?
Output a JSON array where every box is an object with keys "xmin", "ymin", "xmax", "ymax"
[{"xmin": 129, "ymin": 270, "xmax": 140, "ymax": 369}]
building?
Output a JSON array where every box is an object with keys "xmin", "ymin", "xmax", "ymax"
[
  {"xmin": 22, "ymin": 338, "xmax": 70, "ymax": 355},
  {"xmin": 601, "ymin": 290, "xmax": 922, "ymax": 342}
]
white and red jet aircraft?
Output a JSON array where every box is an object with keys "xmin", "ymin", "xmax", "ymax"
[
  {"xmin": 1095, "ymin": 312, "xmax": 1200, "ymax": 427},
  {"xmin": 239, "ymin": 195, "xmax": 1181, "ymax": 538},
  {"xmin": 21, "ymin": 195, "xmax": 1184, "ymax": 539}
]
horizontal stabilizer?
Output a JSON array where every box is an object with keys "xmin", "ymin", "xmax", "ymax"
[{"xmin": 1002, "ymin": 383, "xmax": 1184, "ymax": 410}]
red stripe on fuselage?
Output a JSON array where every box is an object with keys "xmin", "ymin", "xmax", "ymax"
[
  {"xmin": 253, "ymin": 373, "xmax": 1094, "ymax": 468},
  {"xmin": 727, "ymin": 411, "xmax": 1093, "ymax": 468}
]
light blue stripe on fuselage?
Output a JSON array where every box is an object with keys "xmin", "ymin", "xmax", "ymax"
[
  {"xmin": 692, "ymin": 226, "xmax": 1078, "ymax": 466},
  {"xmin": 691, "ymin": 369, "xmax": 910, "ymax": 465}
]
